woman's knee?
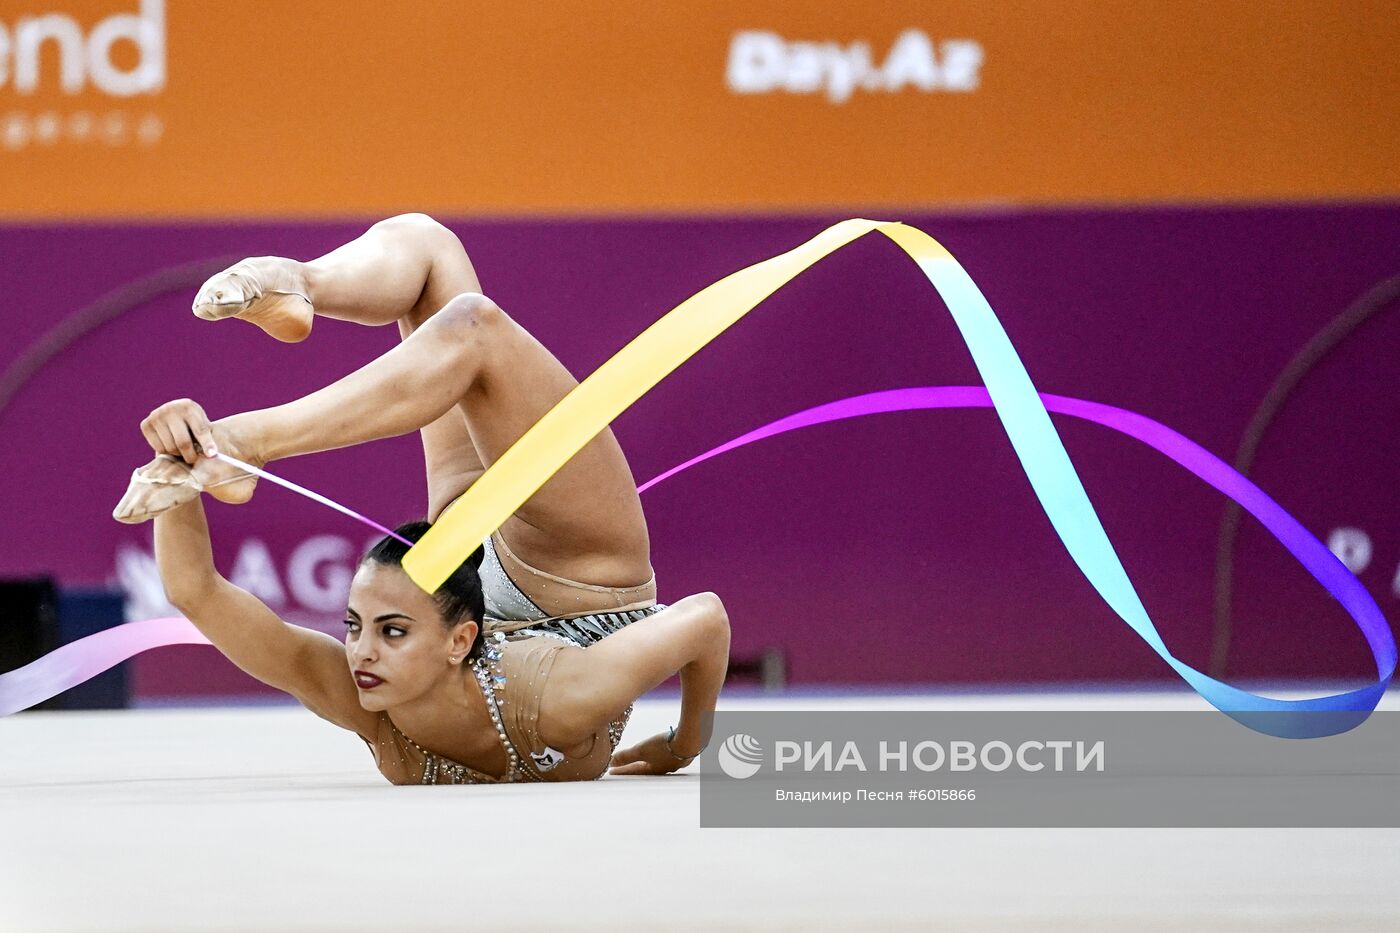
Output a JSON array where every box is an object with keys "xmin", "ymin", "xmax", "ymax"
[
  {"xmin": 435, "ymin": 292, "xmax": 505, "ymax": 341},
  {"xmin": 371, "ymin": 212, "xmax": 463, "ymax": 255}
]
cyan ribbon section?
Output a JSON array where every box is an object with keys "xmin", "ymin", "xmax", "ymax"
[{"xmin": 877, "ymin": 229, "xmax": 1393, "ymax": 737}]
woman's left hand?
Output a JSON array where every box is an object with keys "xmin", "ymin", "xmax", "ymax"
[
  {"xmin": 141, "ymin": 398, "xmax": 220, "ymax": 465},
  {"xmin": 608, "ymin": 732, "xmax": 697, "ymax": 776}
]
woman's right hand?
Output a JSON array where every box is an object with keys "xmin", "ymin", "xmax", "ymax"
[{"xmin": 141, "ymin": 398, "xmax": 220, "ymax": 465}]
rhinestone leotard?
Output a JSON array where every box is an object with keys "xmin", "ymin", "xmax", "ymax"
[{"xmin": 367, "ymin": 632, "xmax": 630, "ymax": 785}]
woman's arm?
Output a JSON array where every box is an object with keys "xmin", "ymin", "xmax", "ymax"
[
  {"xmin": 538, "ymin": 592, "xmax": 730, "ymax": 774},
  {"xmin": 155, "ymin": 491, "xmax": 378, "ymax": 738}
]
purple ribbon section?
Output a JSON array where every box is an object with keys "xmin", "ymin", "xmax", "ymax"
[{"xmin": 643, "ymin": 387, "xmax": 1395, "ymax": 737}]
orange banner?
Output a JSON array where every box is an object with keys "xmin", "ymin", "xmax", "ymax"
[{"xmin": 1, "ymin": 0, "xmax": 1397, "ymax": 219}]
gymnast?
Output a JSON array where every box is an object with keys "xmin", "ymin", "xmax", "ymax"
[{"xmin": 111, "ymin": 213, "xmax": 730, "ymax": 783}]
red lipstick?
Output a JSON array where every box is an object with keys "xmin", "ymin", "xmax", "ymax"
[{"xmin": 354, "ymin": 671, "xmax": 385, "ymax": 690}]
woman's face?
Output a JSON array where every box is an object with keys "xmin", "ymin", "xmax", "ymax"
[{"xmin": 343, "ymin": 561, "xmax": 477, "ymax": 711}]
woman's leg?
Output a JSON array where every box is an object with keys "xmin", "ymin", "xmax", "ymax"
[
  {"xmin": 196, "ymin": 214, "xmax": 491, "ymax": 516},
  {"xmin": 190, "ymin": 216, "xmax": 652, "ymax": 584},
  {"xmin": 297, "ymin": 212, "xmax": 485, "ymax": 330},
  {"xmin": 213, "ymin": 295, "xmax": 651, "ymax": 583},
  {"xmin": 194, "ymin": 212, "xmax": 483, "ymax": 330}
]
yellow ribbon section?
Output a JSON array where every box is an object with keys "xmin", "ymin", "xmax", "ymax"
[{"xmin": 403, "ymin": 218, "xmax": 944, "ymax": 592}]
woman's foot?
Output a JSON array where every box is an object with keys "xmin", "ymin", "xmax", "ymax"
[
  {"xmin": 112, "ymin": 424, "xmax": 265, "ymax": 524},
  {"xmin": 112, "ymin": 456, "xmax": 201, "ymax": 524},
  {"xmin": 192, "ymin": 257, "xmax": 315, "ymax": 343}
]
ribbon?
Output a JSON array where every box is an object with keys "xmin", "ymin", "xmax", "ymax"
[
  {"xmin": 211, "ymin": 452, "xmax": 414, "ymax": 547},
  {"xmin": 0, "ymin": 617, "xmax": 210, "ymax": 716},
  {"xmin": 403, "ymin": 218, "xmax": 1393, "ymax": 737},
  {"xmin": 640, "ymin": 387, "xmax": 1395, "ymax": 738},
  {"xmin": 0, "ymin": 220, "xmax": 1392, "ymax": 735}
]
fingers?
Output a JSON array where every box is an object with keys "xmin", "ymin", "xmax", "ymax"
[
  {"xmin": 608, "ymin": 759, "xmax": 692, "ymax": 776},
  {"xmin": 608, "ymin": 741, "xmax": 697, "ymax": 776},
  {"xmin": 158, "ymin": 420, "xmax": 194, "ymax": 463},
  {"xmin": 609, "ymin": 745, "xmax": 642, "ymax": 768},
  {"xmin": 193, "ymin": 421, "xmax": 219, "ymax": 458},
  {"xmin": 608, "ymin": 742, "xmax": 658, "ymax": 776},
  {"xmin": 140, "ymin": 420, "xmax": 166, "ymax": 457},
  {"xmin": 140, "ymin": 399, "xmax": 217, "ymax": 464},
  {"xmin": 145, "ymin": 418, "xmax": 179, "ymax": 460},
  {"xmin": 178, "ymin": 423, "xmax": 200, "ymax": 464}
]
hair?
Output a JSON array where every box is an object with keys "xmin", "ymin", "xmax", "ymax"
[{"xmin": 360, "ymin": 520, "xmax": 488, "ymax": 657}]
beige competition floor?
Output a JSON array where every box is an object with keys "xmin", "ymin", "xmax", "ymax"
[{"xmin": 3, "ymin": 689, "xmax": 1398, "ymax": 932}]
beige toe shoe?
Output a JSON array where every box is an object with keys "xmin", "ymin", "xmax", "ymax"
[{"xmin": 192, "ymin": 261, "xmax": 314, "ymax": 343}]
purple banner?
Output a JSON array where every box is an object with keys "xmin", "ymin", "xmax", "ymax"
[{"xmin": 1, "ymin": 205, "xmax": 1397, "ymax": 697}]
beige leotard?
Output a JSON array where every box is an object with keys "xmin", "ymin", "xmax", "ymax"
[{"xmin": 364, "ymin": 633, "xmax": 629, "ymax": 785}]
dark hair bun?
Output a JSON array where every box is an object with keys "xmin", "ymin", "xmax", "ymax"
[
  {"xmin": 361, "ymin": 520, "xmax": 487, "ymax": 655},
  {"xmin": 466, "ymin": 542, "xmax": 486, "ymax": 571}
]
